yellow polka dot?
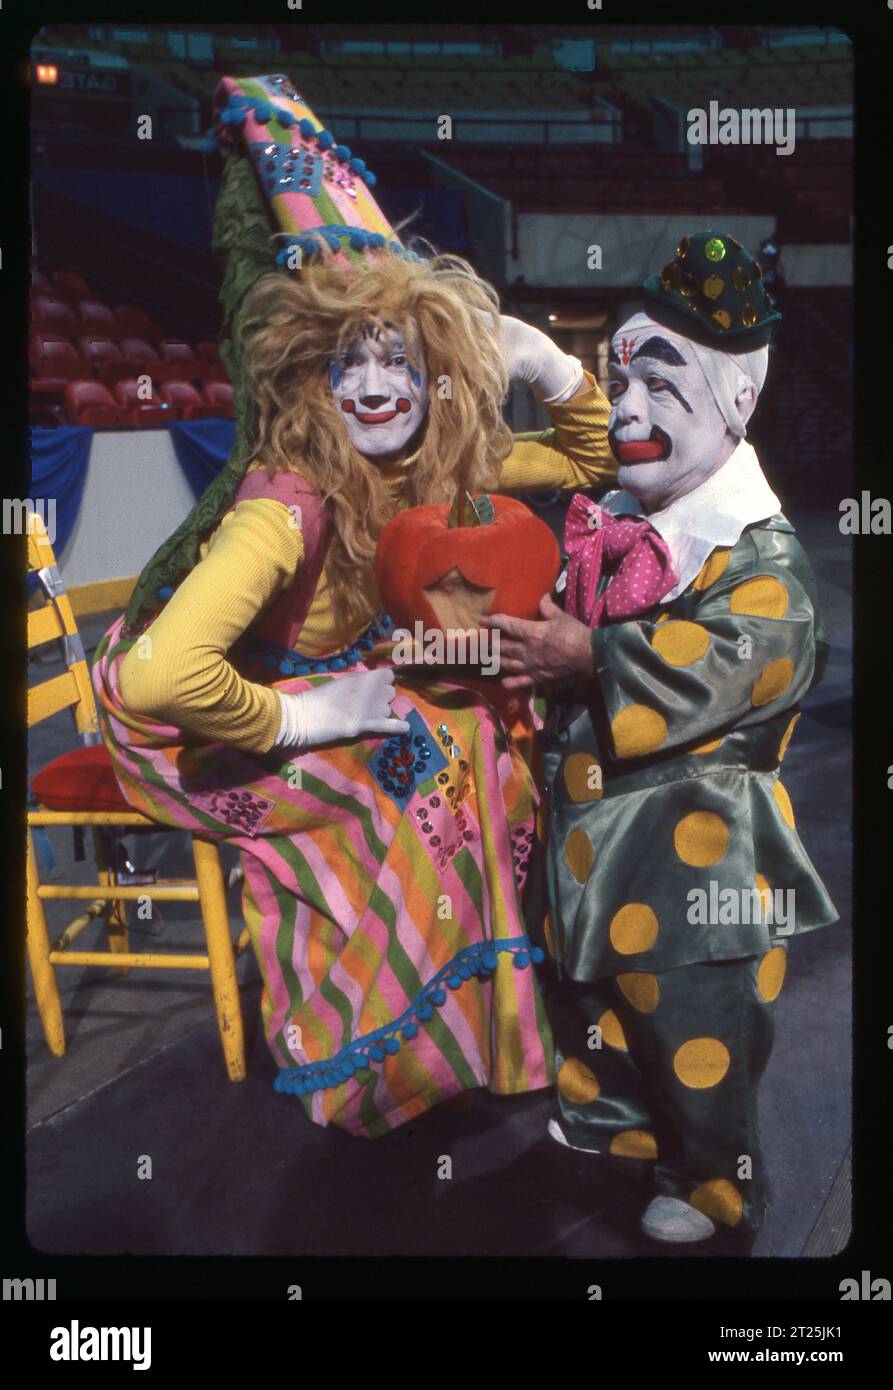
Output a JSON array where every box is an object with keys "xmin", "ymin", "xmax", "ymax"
[
  {"xmin": 609, "ymin": 903, "xmax": 659, "ymax": 955},
  {"xmin": 673, "ymin": 811, "xmax": 730, "ymax": 867},
  {"xmin": 610, "ymin": 1130, "xmax": 658, "ymax": 1160},
  {"xmin": 693, "ymin": 548, "xmax": 731, "ymax": 590},
  {"xmin": 757, "ymin": 945, "xmax": 787, "ymax": 1002},
  {"xmin": 557, "ymin": 1057, "xmax": 600, "ymax": 1104},
  {"xmin": 612, "ymin": 705, "xmax": 667, "ymax": 758},
  {"xmin": 564, "ymin": 752, "xmax": 604, "ymax": 802},
  {"xmin": 751, "ymin": 657, "xmax": 794, "ymax": 707},
  {"xmin": 689, "ymin": 1178, "xmax": 744, "ymax": 1227},
  {"xmin": 778, "ymin": 713, "xmax": 800, "ymax": 762},
  {"xmin": 543, "ymin": 911, "xmax": 555, "ymax": 957},
  {"xmin": 774, "ymin": 779, "xmax": 795, "ymax": 828},
  {"xmin": 729, "ymin": 576, "xmax": 789, "ymax": 618},
  {"xmin": 617, "ymin": 971, "xmax": 661, "ymax": 1013},
  {"xmin": 755, "ymin": 874, "xmax": 772, "ymax": 917},
  {"xmin": 691, "ymin": 737, "xmax": 722, "ymax": 754},
  {"xmin": 673, "ymin": 1036, "xmax": 731, "ymax": 1088},
  {"xmin": 564, "ymin": 828, "xmax": 595, "ymax": 883},
  {"xmin": 597, "ymin": 1008, "xmax": 629, "ymax": 1050},
  {"xmin": 651, "ymin": 620, "xmax": 710, "ymax": 667}
]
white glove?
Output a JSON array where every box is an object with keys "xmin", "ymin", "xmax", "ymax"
[
  {"xmin": 497, "ymin": 315, "xmax": 585, "ymax": 404},
  {"xmin": 273, "ymin": 668, "xmax": 411, "ymax": 749}
]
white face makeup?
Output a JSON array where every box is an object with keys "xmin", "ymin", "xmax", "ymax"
[
  {"xmin": 330, "ymin": 319, "xmax": 429, "ymax": 462},
  {"xmin": 607, "ymin": 320, "xmax": 733, "ymax": 513}
]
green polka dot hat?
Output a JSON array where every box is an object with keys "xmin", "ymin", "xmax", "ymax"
[{"xmin": 641, "ymin": 230, "xmax": 781, "ymax": 350}]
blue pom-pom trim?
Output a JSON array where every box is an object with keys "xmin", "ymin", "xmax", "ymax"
[
  {"xmin": 274, "ymin": 936, "xmax": 541, "ymax": 1097},
  {"xmin": 273, "ymin": 225, "xmax": 416, "ymax": 268},
  {"xmin": 234, "ymin": 611, "xmax": 393, "ymax": 677}
]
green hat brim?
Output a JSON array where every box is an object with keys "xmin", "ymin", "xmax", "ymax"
[{"xmin": 641, "ymin": 274, "xmax": 781, "ymax": 350}]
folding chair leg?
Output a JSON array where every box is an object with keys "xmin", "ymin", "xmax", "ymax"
[
  {"xmin": 192, "ymin": 836, "xmax": 246, "ymax": 1082},
  {"xmin": 92, "ymin": 827, "xmax": 131, "ymax": 974},
  {"xmin": 26, "ymin": 830, "xmax": 65, "ymax": 1056}
]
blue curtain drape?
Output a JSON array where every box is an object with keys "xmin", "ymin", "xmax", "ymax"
[
  {"xmin": 169, "ymin": 419, "xmax": 237, "ymax": 499},
  {"xmin": 28, "ymin": 421, "xmax": 236, "ymax": 595},
  {"xmin": 28, "ymin": 425, "xmax": 94, "ymax": 594}
]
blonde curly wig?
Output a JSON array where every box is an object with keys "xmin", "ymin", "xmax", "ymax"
[{"xmin": 238, "ymin": 249, "xmax": 513, "ymax": 629}]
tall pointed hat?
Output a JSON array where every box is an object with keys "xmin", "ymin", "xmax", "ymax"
[{"xmin": 123, "ymin": 73, "xmax": 411, "ymax": 634}]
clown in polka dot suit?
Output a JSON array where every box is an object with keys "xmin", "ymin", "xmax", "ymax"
[{"xmin": 485, "ymin": 231, "xmax": 838, "ymax": 1244}]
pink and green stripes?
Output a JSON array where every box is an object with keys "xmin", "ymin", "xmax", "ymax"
[{"xmin": 92, "ymin": 615, "xmax": 555, "ymax": 1138}]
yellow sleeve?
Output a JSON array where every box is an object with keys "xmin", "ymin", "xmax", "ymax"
[
  {"xmin": 498, "ymin": 369, "xmax": 617, "ymax": 493},
  {"xmin": 118, "ymin": 497, "xmax": 305, "ymax": 756}
]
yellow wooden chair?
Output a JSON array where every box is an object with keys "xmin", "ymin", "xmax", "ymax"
[{"xmin": 26, "ymin": 517, "xmax": 250, "ymax": 1080}]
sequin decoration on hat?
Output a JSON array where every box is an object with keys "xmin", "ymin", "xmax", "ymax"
[
  {"xmin": 640, "ymin": 229, "xmax": 781, "ymax": 349},
  {"xmin": 213, "ymin": 73, "xmax": 414, "ymax": 271}
]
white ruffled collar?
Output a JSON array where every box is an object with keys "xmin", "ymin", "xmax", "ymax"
[{"xmin": 598, "ymin": 439, "xmax": 781, "ymax": 600}]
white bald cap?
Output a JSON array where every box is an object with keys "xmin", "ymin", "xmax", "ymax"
[{"xmin": 614, "ymin": 312, "xmax": 770, "ymax": 440}]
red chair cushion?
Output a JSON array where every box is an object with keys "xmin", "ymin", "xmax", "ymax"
[{"xmin": 31, "ymin": 745, "xmax": 134, "ymax": 812}]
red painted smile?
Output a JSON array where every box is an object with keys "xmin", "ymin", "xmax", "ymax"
[
  {"xmin": 610, "ymin": 425, "xmax": 672, "ymax": 464},
  {"xmin": 354, "ymin": 410, "xmax": 399, "ymax": 424}
]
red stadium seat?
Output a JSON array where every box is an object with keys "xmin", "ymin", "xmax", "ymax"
[
  {"xmin": 78, "ymin": 335, "xmax": 123, "ymax": 379},
  {"xmin": 103, "ymin": 337, "xmax": 164, "ymax": 389},
  {"xmin": 31, "ymin": 295, "xmax": 79, "ymax": 338},
  {"xmin": 114, "ymin": 379, "xmax": 176, "ymax": 426},
  {"xmin": 159, "ymin": 340, "xmax": 201, "ymax": 382},
  {"xmin": 31, "ymin": 268, "xmax": 51, "ymax": 291},
  {"xmin": 196, "ymin": 340, "xmax": 224, "ymax": 367},
  {"xmin": 52, "ymin": 270, "xmax": 92, "ymax": 300},
  {"xmin": 201, "ymin": 381, "xmax": 234, "ymax": 418},
  {"xmin": 115, "ymin": 305, "xmax": 161, "ymax": 342},
  {"xmin": 30, "ymin": 334, "xmax": 85, "ymax": 382},
  {"xmin": 119, "ymin": 336, "xmax": 161, "ymax": 367},
  {"xmin": 77, "ymin": 299, "xmax": 119, "ymax": 338},
  {"xmin": 159, "ymin": 380, "xmax": 219, "ymax": 420},
  {"xmin": 64, "ymin": 380, "xmax": 127, "ymax": 427}
]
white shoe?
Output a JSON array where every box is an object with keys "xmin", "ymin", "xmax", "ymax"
[
  {"xmin": 641, "ymin": 1196, "xmax": 716, "ymax": 1243},
  {"xmin": 547, "ymin": 1118, "xmax": 602, "ymax": 1155}
]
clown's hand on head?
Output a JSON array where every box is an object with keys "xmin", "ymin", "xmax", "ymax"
[
  {"xmin": 493, "ymin": 315, "xmax": 585, "ymax": 405},
  {"xmin": 273, "ymin": 669, "xmax": 411, "ymax": 750}
]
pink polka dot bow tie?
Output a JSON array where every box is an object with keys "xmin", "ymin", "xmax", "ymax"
[{"xmin": 562, "ymin": 494, "xmax": 678, "ymax": 629}]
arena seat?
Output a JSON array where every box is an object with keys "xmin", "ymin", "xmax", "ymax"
[
  {"xmin": 77, "ymin": 335, "xmax": 123, "ymax": 380},
  {"xmin": 196, "ymin": 340, "xmax": 224, "ymax": 367},
  {"xmin": 31, "ymin": 295, "xmax": 80, "ymax": 339},
  {"xmin": 201, "ymin": 381, "xmax": 234, "ymax": 418},
  {"xmin": 77, "ymin": 300, "xmax": 120, "ymax": 338},
  {"xmin": 52, "ymin": 270, "xmax": 92, "ymax": 301},
  {"xmin": 160, "ymin": 380, "xmax": 219, "ymax": 420},
  {"xmin": 115, "ymin": 379, "xmax": 176, "ymax": 426},
  {"xmin": 115, "ymin": 305, "xmax": 162, "ymax": 342},
  {"xmin": 30, "ymin": 334, "xmax": 85, "ymax": 383},
  {"xmin": 64, "ymin": 380, "xmax": 127, "ymax": 427},
  {"xmin": 119, "ymin": 335, "xmax": 161, "ymax": 365},
  {"xmin": 159, "ymin": 340, "xmax": 202, "ymax": 383}
]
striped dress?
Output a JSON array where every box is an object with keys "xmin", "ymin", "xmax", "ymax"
[{"xmin": 92, "ymin": 466, "xmax": 555, "ymax": 1136}]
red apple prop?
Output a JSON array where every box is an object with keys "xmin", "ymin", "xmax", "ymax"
[{"xmin": 374, "ymin": 490, "xmax": 561, "ymax": 637}]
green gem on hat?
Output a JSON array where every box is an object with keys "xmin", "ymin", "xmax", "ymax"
[{"xmin": 641, "ymin": 230, "xmax": 781, "ymax": 350}]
